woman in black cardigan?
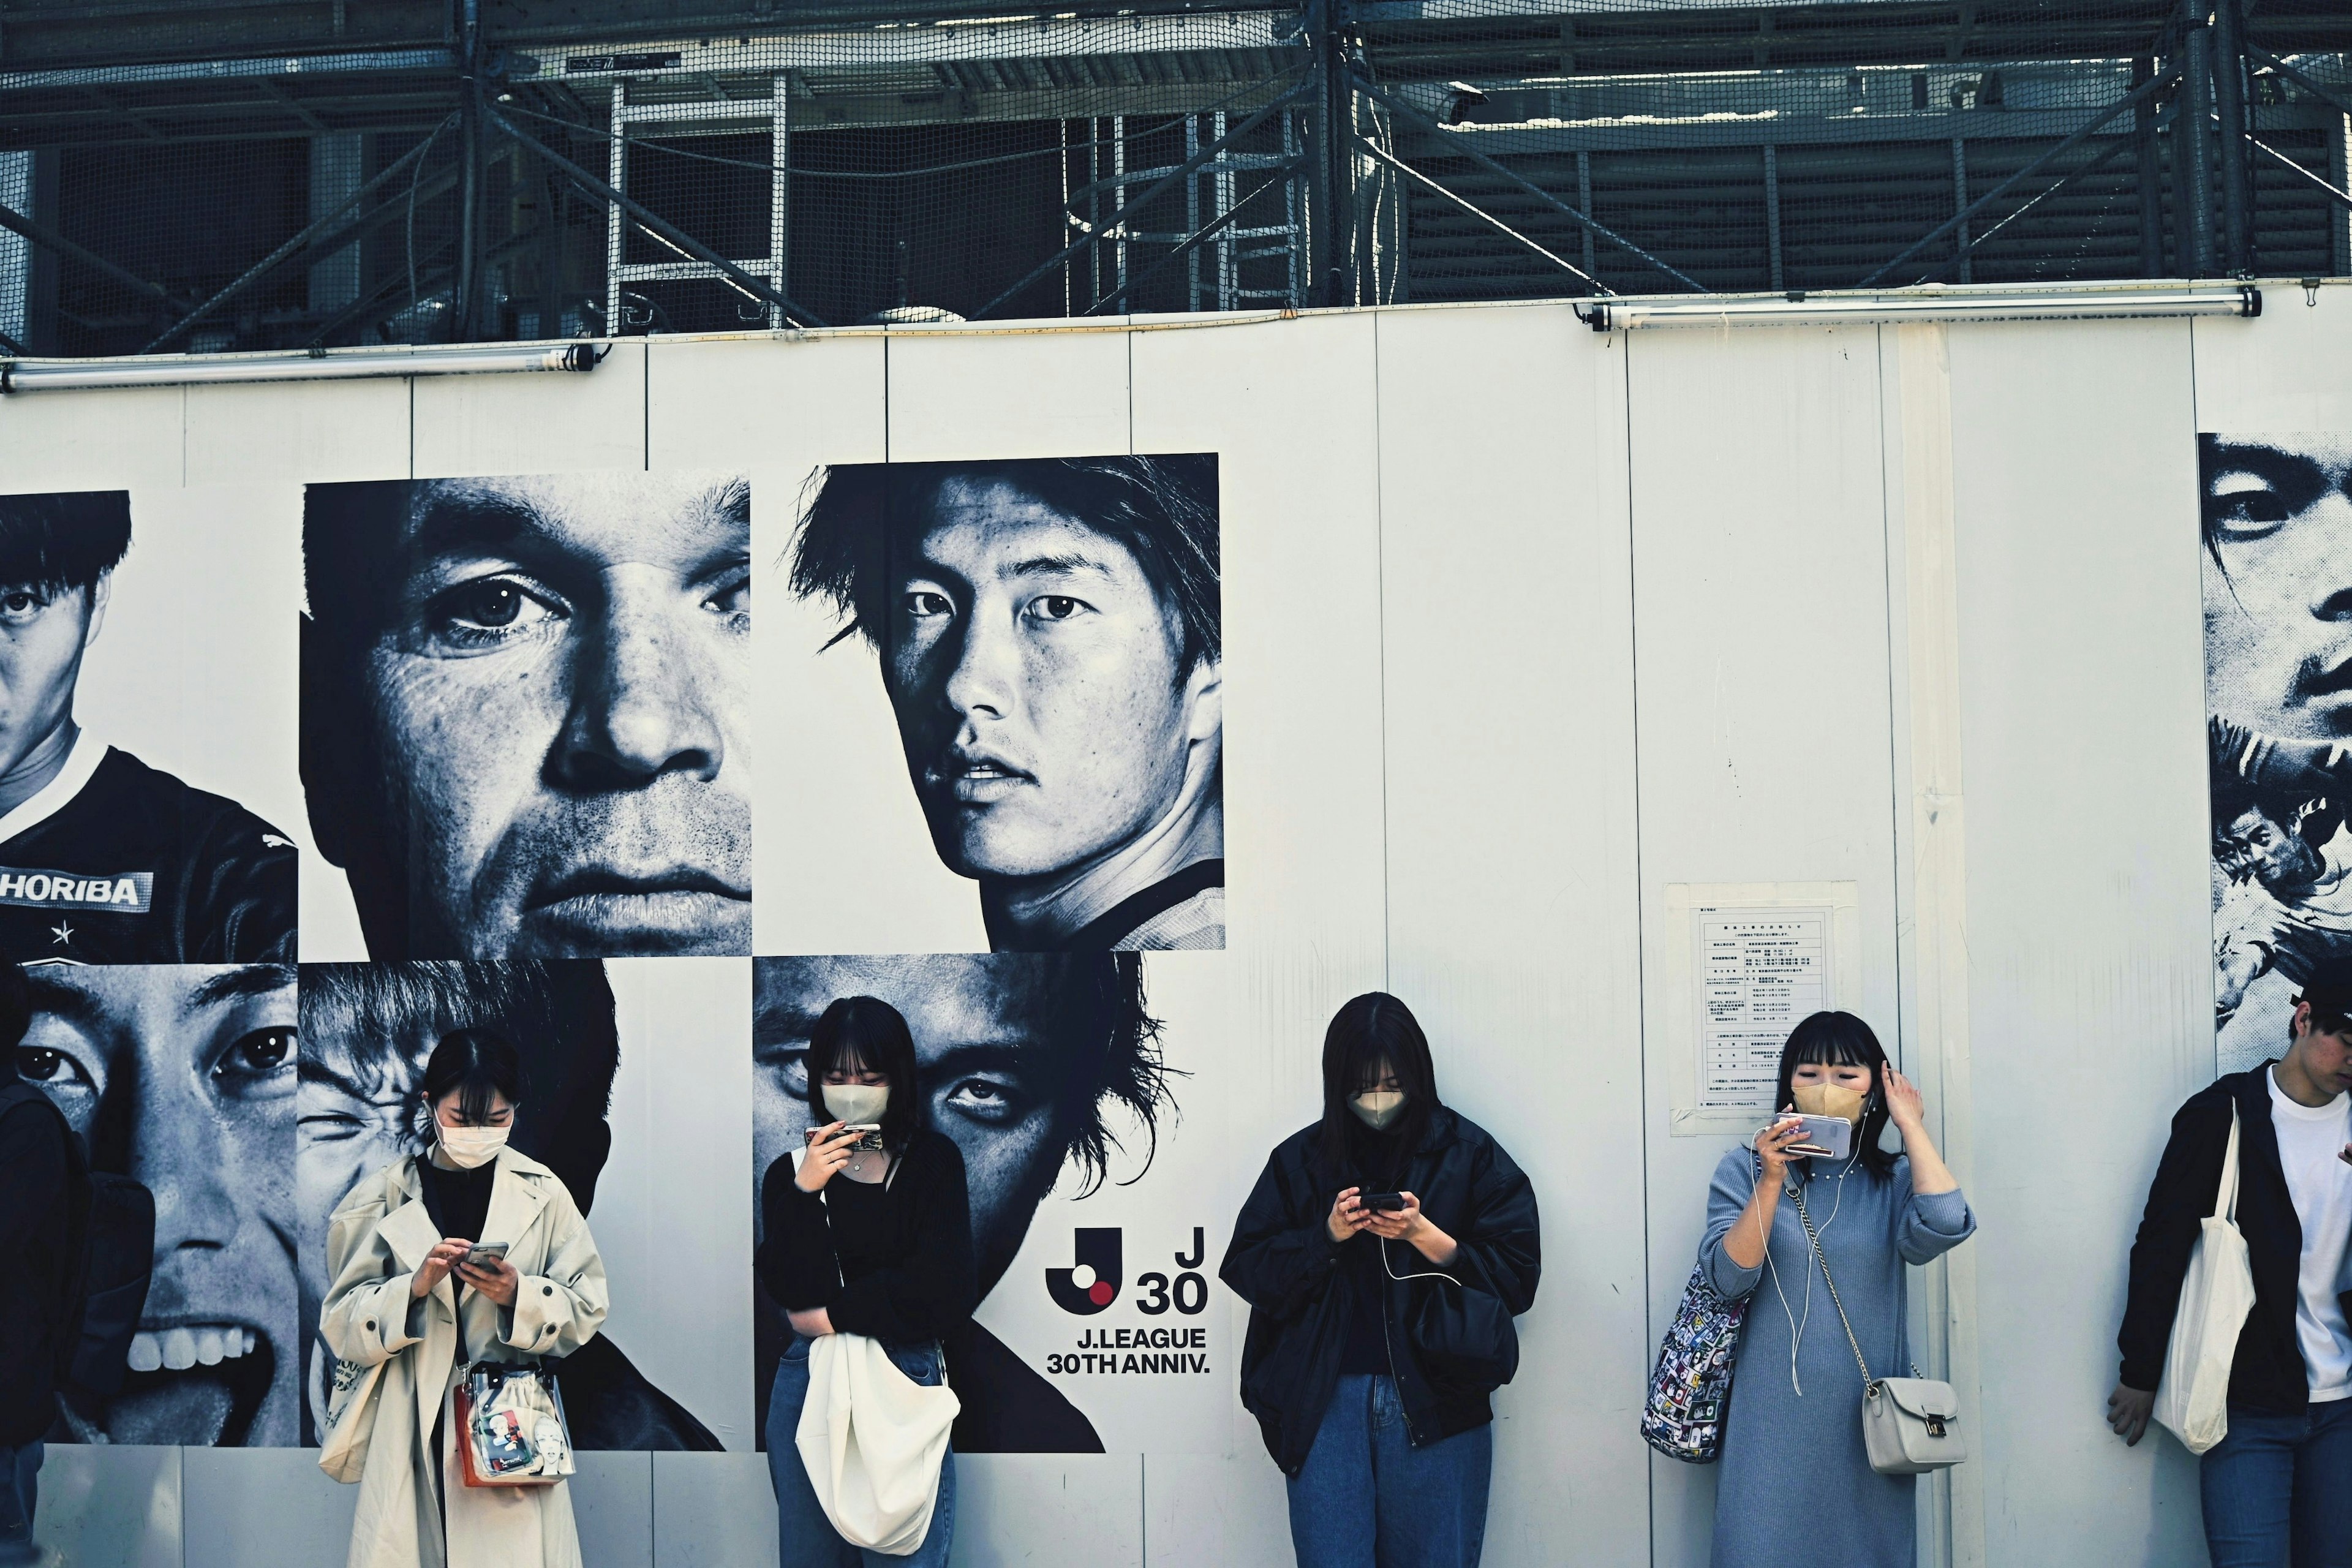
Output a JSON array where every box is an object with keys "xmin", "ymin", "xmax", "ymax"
[{"xmin": 758, "ymin": 995, "xmax": 974, "ymax": 1568}]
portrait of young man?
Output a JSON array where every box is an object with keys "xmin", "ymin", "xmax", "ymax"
[
  {"xmin": 2204, "ymin": 432, "xmax": 2352, "ymax": 1068},
  {"xmin": 301, "ymin": 473, "xmax": 752, "ymax": 961},
  {"xmin": 0, "ymin": 491, "xmax": 295, "ymax": 966},
  {"xmin": 294, "ymin": 959, "xmax": 723, "ymax": 1450},
  {"xmin": 790, "ymin": 456, "xmax": 1222, "ymax": 952},
  {"xmin": 751, "ymin": 952, "xmax": 1175, "ymax": 1452},
  {"xmin": 13, "ymin": 962, "xmax": 299, "ymax": 1446}
]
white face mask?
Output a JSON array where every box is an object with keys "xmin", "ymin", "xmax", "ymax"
[
  {"xmin": 823, "ymin": 1082, "xmax": 890, "ymax": 1126},
  {"xmin": 438, "ymin": 1123, "xmax": 509, "ymax": 1170},
  {"xmin": 1349, "ymin": 1090, "xmax": 1406, "ymax": 1131}
]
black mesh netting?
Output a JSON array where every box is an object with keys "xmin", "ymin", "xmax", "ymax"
[{"xmin": 0, "ymin": 0, "xmax": 2343, "ymax": 355}]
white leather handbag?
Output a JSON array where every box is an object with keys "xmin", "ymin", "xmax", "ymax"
[
  {"xmin": 795, "ymin": 1332, "xmax": 960, "ymax": 1556},
  {"xmin": 2153, "ymin": 1103, "xmax": 2256, "ymax": 1455},
  {"xmin": 1790, "ymin": 1183, "xmax": 1969, "ymax": 1476}
]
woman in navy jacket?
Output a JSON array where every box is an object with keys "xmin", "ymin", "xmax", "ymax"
[{"xmin": 1220, "ymin": 993, "xmax": 1539, "ymax": 1568}]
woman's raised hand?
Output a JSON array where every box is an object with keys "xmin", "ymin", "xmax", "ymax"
[
  {"xmin": 795, "ymin": 1123, "xmax": 860, "ymax": 1193},
  {"xmin": 1754, "ymin": 1113, "xmax": 1811, "ymax": 1182},
  {"xmin": 1883, "ymin": 1068, "xmax": 1927, "ymax": 1133},
  {"xmin": 1327, "ymin": 1186, "xmax": 1371, "ymax": 1245}
]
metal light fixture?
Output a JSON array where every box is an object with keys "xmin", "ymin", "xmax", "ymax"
[
  {"xmin": 1581, "ymin": 284, "xmax": 2262, "ymax": 331},
  {"xmin": 0, "ymin": 342, "xmax": 601, "ymax": 393}
]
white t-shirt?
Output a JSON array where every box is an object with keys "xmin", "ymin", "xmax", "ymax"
[{"xmin": 2266, "ymin": 1068, "xmax": 2352, "ymax": 1401}]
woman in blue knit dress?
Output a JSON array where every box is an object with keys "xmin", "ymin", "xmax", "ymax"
[{"xmin": 1698, "ymin": 1012, "xmax": 1978, "ymax": 1567}]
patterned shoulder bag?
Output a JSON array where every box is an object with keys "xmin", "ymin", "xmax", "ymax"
[{"xmin": 1640, "ymin": 1153, "xmax": 1757, "ymax": 1463}]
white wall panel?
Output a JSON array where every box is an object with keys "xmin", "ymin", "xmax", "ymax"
[
  {"xmin": 645, "ymin": 333, "xmax": 886, "ymax": 472},
  {"xmin": 572, "ymin": 1451, "xmax": 655, "ymax": 1568},
  {"xmin": 1943, "ymin": 318, "xmax": 2212, "ymax": 1568},
  {"xmin": 651, "ymin": 1450, "xmax": 775, "ymax": 1566},
  {"xmin": 2190, "ymin": 286, "xmax": 2352, "ymax": 432},
  {"xmin": 183, "ymin": 377, "xmax": 409, "ymax": 485},
  {"xmin": 948, "ymin": 1455, "xmax": 1142, "ymax": 1568},
  {"xmin": 1142, "ymin": 1450, "xmax": 1290, "ymax": 1568},
  {"xmin": 0, "ymin": 385, "xmax": 186, "ymax": 490},
  {"xmin": 885, "ymin": 323, "xmax": 1133, "ymax": 461},
  {"xmin": 29, "ymin": 1446, "xmax": 179, "ymax": 1568},
  {"xmin": 181, "ymin": 1448, "xmax": 353, "ymax": 1568},
  {"xmin": 410, "ymin": 339, "xmax": 648, "ymax": 476},
  {"xmin": 1624, "ymin": 323, "xmax": 1904, "ymax": 1567},
  {"xmin": 1374, "ymin": 303, "xmax": 1649, "ymax": 1567}
]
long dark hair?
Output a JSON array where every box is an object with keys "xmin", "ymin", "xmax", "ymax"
[
  {"xmin": 409, "ymin": 1027, "xmax": 528, "ymax": 1152},
  {"xmin": 1316, "ymin": 992, "xmax": 1441, "ymax": 1179},
  {"xmin": 807, "ymin": 995, "xmax": 922, "ymax": 1153},
  {"xmin": 1774, "ymin": 1011, "xmax": 1896, "ymax": 1177}
]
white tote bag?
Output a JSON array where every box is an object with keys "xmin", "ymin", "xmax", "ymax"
[
  {"xmin": 795, "ymin": 1332, "xmax": 960, "ymax": 1556},
  {"xmin": 2153, "ymin": 1103, "xmax": 2258, "ymax": 1455}
]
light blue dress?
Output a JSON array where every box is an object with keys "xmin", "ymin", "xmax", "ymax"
[{"xmin": 1698, "ymin": 1149, "xmax": 1977, "ymax": 1568}]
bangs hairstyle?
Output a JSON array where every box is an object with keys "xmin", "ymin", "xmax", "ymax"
[
  {"xmin": 1317, "ymin": 992, "xmax": 1441, "ymax": 1178},
  {"xmin": 410, "ymin": 1026, "xmax": 528, "ymax": 1150},
  {"xmin": 0, "ymin": 490, "xmax": 132, "ymax": 597},
  {"xmin": 1776, "ymin": 1011, "xmax": 1896, "ymax": 1177},
  {"xmin": 807, "ymin": 995, "xmax": 923, "ymax": 1153},
  {"xmin": 789, "ymin": 454, "xmax": 1220, "ymax": 673}
]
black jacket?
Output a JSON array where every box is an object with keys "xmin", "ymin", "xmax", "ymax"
[
  {"xmin": 0, "ymin": 1076, "xmax": 79, "ymax": 1446},
  {"xmin": 757, "ymin": 1131, "xmax": 976, "ymax": 1344},
  {"xmin": 0, "ymin": 746, "xmax": 295, "ymax": 965},
  {"xmin": 1220, "ymin": 1107, "xmax": 1540, "ymax": 1475},
  {"xmin": 2119, "ymin": 1065, "xmax": 2340, "ymax": 1414}
]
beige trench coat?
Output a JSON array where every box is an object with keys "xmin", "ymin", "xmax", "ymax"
[{"xmin": 321, "ymin": 1148, "xmax": 610, "ymax": 1568}]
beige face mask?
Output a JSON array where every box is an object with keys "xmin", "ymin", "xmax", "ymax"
[
  {"xmin": 1792, "ymin": 1082, "xmax": 1868, "ymax": 1126},
  {"xmin": 1349, "ymin": 1090, "xmax": 1406, "ymax": 1131}
]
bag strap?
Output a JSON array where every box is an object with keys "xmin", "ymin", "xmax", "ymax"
[
  {"xmin": 2214, "ymin": 1104, "xmax": 2242, "ymax": 1224},
  {"xmin": 1787, "ymin": 1182, "xmax": 1894, "ymax": 1396}
]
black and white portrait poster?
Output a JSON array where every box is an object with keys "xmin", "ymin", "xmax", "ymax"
[
  {"xmin": 1, "ymin": 483, "xmax": 306, "ymax": 1446},
  {"xmin": 300, "ymin": 471, "xmax": 752, "ymax": 963},
  {"xmin": 2203, "ymin": 432, "xmax": 2352, "ymax": 1074},
  {"xmin": 296, "ymin": 956, "xmax": 753, "ymax": 1451},
  {"xmin": 756, "ymin": 455, "xmax": 1224, "ymax": 956},
  {"xmin": 750, "ymin": 951, "xmax": 1233, "ymax": 1455}
]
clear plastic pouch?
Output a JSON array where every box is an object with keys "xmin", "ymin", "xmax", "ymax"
[{"xmin": 453, "ymin": 1363, "xmax": 576, "ymax": 1488}]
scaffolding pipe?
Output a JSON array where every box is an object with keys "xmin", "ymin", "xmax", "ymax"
[{"xmin": 2210, "ymin": 0, "xmax": 2252, "ymax": 272}]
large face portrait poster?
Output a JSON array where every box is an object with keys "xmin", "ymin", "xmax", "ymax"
[
  {"xmin": 758, "ymin": 454, "xmax": 1223, "ymax": 957},
  {"xmin": 750, "ymin": 952, "xmax": 1232, "ymax": 1455},
  {"xmin": 2203, "ymin": 433, "xmax": 2352, "ymax": 1073},
  {"xmin": 9, "ymin": 453, "xmax": 1229, "ymax": 1459}
]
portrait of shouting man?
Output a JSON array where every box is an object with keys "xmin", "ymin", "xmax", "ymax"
[
  {"xmin": 302, "ymin": 473, "xmax": 752, "ymax": 960},
  {"xmin": 15, "ymin": 962, "xmax": 300, "ymax": 1445},
  {"xmin": 752, "ymin": 952, "xmax": 1175, "ymax": 1452},
  {"xmin": 0, "ymin": 491, "xmax": 295, "ymax": 965},
  {"xmin": 791, "ymin": 456, "xmax": 1222, "ymax": 951},
  {"xmin": 294, "ymin": 959, "xmax": 723, "ymax": 1450}
]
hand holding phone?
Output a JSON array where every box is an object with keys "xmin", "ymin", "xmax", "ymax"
[
  {"xmin": 1361, "ymin": 1191, "xmax": 1407, "ymax": 1213},
  {"xmin": 461, "ymin": 1242, "xmax": 510, "ymax": 1272}
]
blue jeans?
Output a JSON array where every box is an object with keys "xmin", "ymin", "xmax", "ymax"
[
  {"xmin": 0, "ymin": 1442, "xmax": 40, "ymax": 1568},
  {"xmin": 1286, "ymin": 1374, "xmax": 1491, "ymax": 1568},
  {"xmin": 2201, "ymin": 1397, "xmax": 2352, "ymax": 1568},
  {"xmin": 766, "ymin": 1336, "xmax": 954, "ymax": 1568}
]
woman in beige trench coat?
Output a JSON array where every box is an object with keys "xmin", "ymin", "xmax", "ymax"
[{"xmin": 320, "ymin": 1030, "xmax": 609, "ymax": 1568}]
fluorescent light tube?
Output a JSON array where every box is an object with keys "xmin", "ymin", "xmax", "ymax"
[
  {"xmin": 1, "ymin": 342, "xmax": 600, "ymax": 392},
  {"xmin": 1582, "ymin": 284, "xmax": 2261, "ymax": 331}
]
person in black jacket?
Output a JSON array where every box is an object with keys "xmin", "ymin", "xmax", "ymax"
[
  {"xmin": 759, "ymin": 995, "xmax": 975, "ymax": 1568},
  {"xmin": 0, "ymin": 959, "xmax": 74, "ymax": 1567},
  {"xmin": 1220, "ymin": 993, "xmax": 1539, "ymax": 1568},
  {"xmin": 2109, "ymin": 974, "xmax": 2352, "ymax": 1567}
]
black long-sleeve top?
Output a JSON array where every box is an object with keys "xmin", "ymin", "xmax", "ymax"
[
  {"xmin": 2119, "ymin": 1065, "xmax": 2323, "ymax": 1414},
  {"xmin": 757, "ymin": 1129, "xmax": 976, "ymax": 1345}
]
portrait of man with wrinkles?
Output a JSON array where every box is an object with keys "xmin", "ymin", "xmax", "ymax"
[
  {"xmin": 302, "ymin": 473, "xmax": 750, "ymax": 960},
  {"xmin": 13, "ymin": 963, "xmax": 299, "ymax": 1445}
]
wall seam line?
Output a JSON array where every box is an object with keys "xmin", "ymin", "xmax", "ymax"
[{"xmin": 1619, "ymin": 327, "xmax": 1659, "ymax": 1568}]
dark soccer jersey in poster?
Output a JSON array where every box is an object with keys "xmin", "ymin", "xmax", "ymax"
[{"xmin": 0, "ymin": 744, "xmax": 295, "ymax": 964}]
